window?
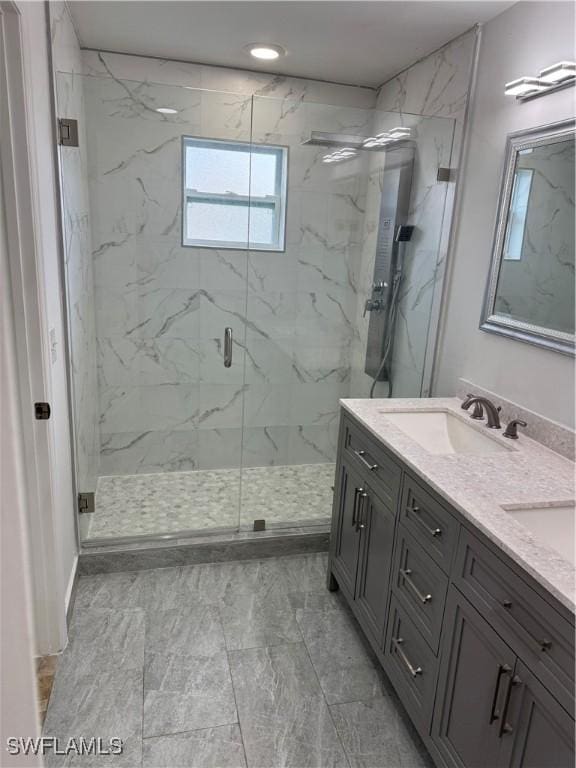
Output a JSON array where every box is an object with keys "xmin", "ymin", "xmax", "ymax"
[
  {"xmin": 503, "ymin": 167, "xmax": 533, "ymax": 261},
  {"xmin": 182, "ymin": 136, "xmax": 288, "ymax": 251}
]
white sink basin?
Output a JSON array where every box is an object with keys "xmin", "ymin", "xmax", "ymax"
[
  {"xmin": 382, "ymin": 409, "xmax": 511, "ymax": 455},
  {"xmin": 502, "ymin": 502, "xmax": 575, "ymax": 564}
]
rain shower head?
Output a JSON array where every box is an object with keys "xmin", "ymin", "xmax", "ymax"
[
  {"xmin": 301, "ymin": 131, "xmax": 366, "ymax": 148},
  {"xmin": 301, "ymin": 130, "xmax": 414, "ymax": 152}
]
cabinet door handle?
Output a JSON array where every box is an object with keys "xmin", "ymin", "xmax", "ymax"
[
  {"xmin": 489, "ymin": 664, "xmax": 512, "ymax": 724},
  {"xmin": 351, "ymin": 487, "xmax": 360, "ymax": 527},
  {"xmin": 400, "ymin": 568, "xmax": 432, "ymax": 604},
  {"xmin": 392, "ymin": 637, "xmax": 422, "ymax": 677},
  {"xmin": 410, "ymin": 503, "xmax": 442, "ymax": 537},
  {"xmin": 356, "ymin": 491, "xmax": 368, "ymax": 531},
  {"xmin": 499, "ymin": 674, "xmax": 522, "ymax": 737},
  {"xmin": 354, "ymin": 449, "xmax": 378, "ymax": 471},
  {"xmin": 352, "ymin": 487, "xmax": 364, "ymax": 528}
]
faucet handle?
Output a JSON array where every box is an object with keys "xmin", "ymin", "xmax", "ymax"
[{"xmin": 503, "ymin": 419, "xmax": 527, "ymax": 440}]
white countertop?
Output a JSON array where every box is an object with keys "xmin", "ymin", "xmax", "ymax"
[{"xmin": 341, "ymin": 397, "xmax": 576, "ymax": 613}]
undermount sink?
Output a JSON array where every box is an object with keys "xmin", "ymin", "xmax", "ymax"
[
  {"xmin": 502, "ymin": 502, "xmax": 576, "ymax": 565},
  {"xmin": 381, "ymin": 409, "xmax": 511, "ymax": 456}
]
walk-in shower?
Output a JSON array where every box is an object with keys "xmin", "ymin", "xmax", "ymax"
[{"xmin": 55, "ymin": 68, "xmax": 455, "ymax": 545}]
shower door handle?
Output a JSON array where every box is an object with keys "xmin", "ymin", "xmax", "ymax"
[{"xmin": 224, "ymin": 327, "xmax": 233, "ymax": 368}]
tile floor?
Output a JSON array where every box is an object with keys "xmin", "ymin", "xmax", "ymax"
[
  {"xmin": 90, "ymin": 464, "xmax": 335, "ymax": 539},
  {"xmin": 43, "ymin": 553, "xmax": 432, "ymax": 767}
]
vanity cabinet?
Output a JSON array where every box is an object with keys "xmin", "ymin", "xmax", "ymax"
[{"xmin": 328, "ymin": 411, "xmax": 575, "ymax": 768}]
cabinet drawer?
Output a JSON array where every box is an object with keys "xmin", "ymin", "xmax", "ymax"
[
  {"xmin": 400, "ymin": 475, "xmax": 459, "ymax": 573},
  {"xmin": 454, "ymin": 528, "xmax": 575, "ymax": 716},
  {"xmin": 343, "ymin": 416, "xmax": 401, "ymax": 511},
  {"xmin": 392, "ymin": 524, "xmax": 449, "ymax": 654},
  {"xmin": 383, "ymin": 595, "xmax": 438, "ymax": 733}
]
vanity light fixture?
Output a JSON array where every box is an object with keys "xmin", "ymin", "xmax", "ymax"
[
  {"xmin": 539, "ymin": 61, "xmax": 576, "ymax": 83},
  {"xmin": 246, "ymin": 43, "xmax": 285, "ymax": 61},
  {"xmin": 505, "ymin": 62, "xmax": 576, "ymax": 101},
  {"xmin": 156, "ymin": 107, "xmax": 178, "ymax": 114}
]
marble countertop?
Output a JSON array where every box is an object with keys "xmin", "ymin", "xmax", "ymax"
[{"xmin": 340, "ymin": 397, "xmax": 576, "ymax": 613}]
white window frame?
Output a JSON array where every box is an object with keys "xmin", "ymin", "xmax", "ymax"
[{"xmin": 182, "ymin": 136, "xmax": 288, "ymax": 252}]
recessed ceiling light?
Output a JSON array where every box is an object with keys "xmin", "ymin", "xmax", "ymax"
[
  {"xmin": 156, "ymin": 107, "xmax": 178, "ymax": 114},
  {"xmin": 245, "ymin": 43, "xmax": 285, "ymax": 61}
]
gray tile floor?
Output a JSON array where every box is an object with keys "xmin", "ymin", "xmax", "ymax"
[{"xmin": 44, "ymin": 553, "xmax": 432, "ymax": 768}]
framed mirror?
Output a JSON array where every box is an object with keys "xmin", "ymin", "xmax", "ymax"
[{"xmin": 481, "ymin": 119, "xmax": 575, "ymax": 356}]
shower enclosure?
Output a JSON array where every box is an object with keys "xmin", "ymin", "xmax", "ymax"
[{"xmin": 55, "ymin": 70, "xmax": 455, "ymax": 545}]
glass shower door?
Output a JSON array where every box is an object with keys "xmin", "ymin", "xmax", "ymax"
[{"xmin": 56, "ymin": 72, "xmax": 253, "ymax": 542}]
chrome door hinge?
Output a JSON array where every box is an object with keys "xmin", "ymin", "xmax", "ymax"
[
  {"xmin": 78, "ymin": 492, "xmax": 95, "ymax": 514},
  {"xmin": 437, "ymin": 167, "xmax": 456, "ymax": 182},
  {"xmin": 58, "ymin": 118, "xmax": 79, "ymax": 147}
]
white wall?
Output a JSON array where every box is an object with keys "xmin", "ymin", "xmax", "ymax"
[
  {"xmin": 16, "ymin": 0, "xmax": 78, "ymax": 651},
  {"xmin": 0, "ymin": 21, "xmax": 42, "ymax": 753},
  {"xmin": 434, "ymin": 1, "xmax": 575, "ymax": 428}
]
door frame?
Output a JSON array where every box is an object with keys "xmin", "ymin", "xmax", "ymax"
[{"xmin": 0, "ymin": 0, "xmax": 68, "ymax": 653}]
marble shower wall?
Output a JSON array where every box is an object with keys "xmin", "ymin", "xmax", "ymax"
[
  {"xmin": 350, "ymin": 29, "xmax": 477, "ymax": 398},
  {"xmin": 78, "ymin": 51, "xmax": 375, "ymax": 475},
  {"xmin": 51, "ymin": 3, "xmax": 100, "ymax": 498}
]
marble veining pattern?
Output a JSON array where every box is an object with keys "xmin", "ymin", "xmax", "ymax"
[
  {"xmin": 45, "ymin": 553, "xmax": 432, "ymax": 767},
  {"xmin": 342, "ymin": 397, "xmax": 576, "ymax": 610},
  {"xmin": 90, "ymin": 463, "xmax": 335, "ymax": 538}
]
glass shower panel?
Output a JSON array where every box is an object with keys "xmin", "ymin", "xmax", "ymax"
[
  {"xmin": 241, "ymin": 98, "xmax": 455, "ymax": 530},
  {"xmin": 56, "ymin": 73, "xmax": 251, "ymax": 542},
  {"xmin": 239, "ymin": 97, "xmax": 374, "ymax": 531}
]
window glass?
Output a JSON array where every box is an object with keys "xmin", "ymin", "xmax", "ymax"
[{"xmin": 183, "ymin": 137, "xmax": 287, "ymax": 251}]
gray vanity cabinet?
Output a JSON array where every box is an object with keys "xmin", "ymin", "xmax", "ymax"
[
  {"xmin": 432, "ymin": 586, "xmax": 518, "ymax": 768},
  {"xmin": 328, "ymin": 411, "xmax": 575, "ymax": 768},
  {"xmin": 355, "ymin": 484, "xmax": 396, "ymax": 644},
  {"xmin": 506, "ymin": 661, "xmax": 575, "ymax": 768},
  {"xmin": 433, "ymin": 587, "xmax": 575, "ymax": 768},
  {"xmin": 331, "ymin": 459, "xmax": 364, "ymax": 598}
]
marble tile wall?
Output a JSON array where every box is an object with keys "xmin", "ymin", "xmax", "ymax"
[
  {"xmin": 78, "ymin": 51, "xmax": 376, "ymax": 474},
  {"xmin": 350, "ymin": 29, "xmax": 478, "ymax": 399},
  {"xmin": 52, "ymin": 28, "xmax": 478, "ymax": 482},
  {"xmin": 51, "ymin": 3, "xmax": 100, "ymax": 501}
]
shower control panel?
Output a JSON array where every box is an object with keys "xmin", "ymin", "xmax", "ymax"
[{"xmin": 364, "ymin": 146, "xmax": 415, "ymax": 382}]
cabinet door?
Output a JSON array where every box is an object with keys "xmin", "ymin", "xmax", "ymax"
[
  {"xmin": 505, "ymin": 661, "xmax": 574, "ymax": 768},
  {"xmin": 432, "ymin": 586, "xmax": 516, "ymax": 768},
  {"xmin": 355, "ymin": 485, "xmax": 395, "ymax": 645},
  {"xmin": 332, "ymin": 460, "xmax": 363, "ymax": 598}
]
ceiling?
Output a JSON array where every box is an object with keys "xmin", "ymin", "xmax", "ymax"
[{"xmin": 69, "ymin": 1, "xmax": 514, "ymax": 88}]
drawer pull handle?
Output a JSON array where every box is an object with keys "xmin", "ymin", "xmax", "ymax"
[
  {"xmin": 392, "ymin": 637, "xmax": 422, "ymax": 678},
  {"xmin": 410, "ymin": 504, "xmax": 442, "ymax": 538},
  {"xmin": 354, "ymin": 449, "xmax": 378, "ymax": 471},
  {"xmin": 501, "ymin": 602, "xmax": 553, "ymax": 654},
  {"xmin": 489, "ymin": 664, "xmax": 512, "ymax": 724},
  {"xmin": 400, "ymin": 568, "xmax": 432, "ymax": 604}
]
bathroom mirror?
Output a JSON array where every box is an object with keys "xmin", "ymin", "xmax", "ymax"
[{"xmin": 481, "ymin": 119, "xmax": 575, "ymax": 356}]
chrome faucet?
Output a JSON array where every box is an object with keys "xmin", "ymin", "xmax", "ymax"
[{"xmin": 461, "ymin": 395, "xmax": 502, "ymax": 429}]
